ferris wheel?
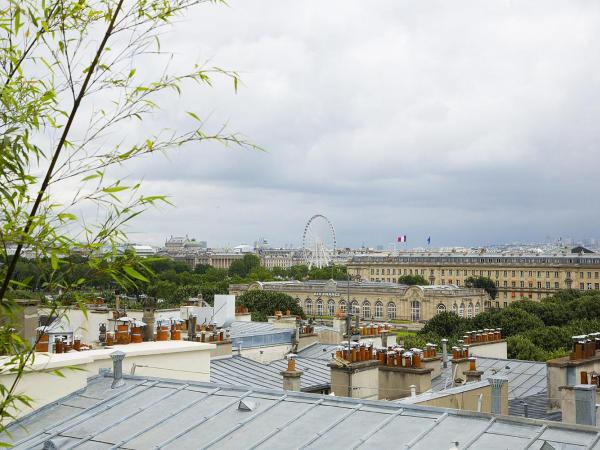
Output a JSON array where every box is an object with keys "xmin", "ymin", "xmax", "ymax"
[{"xmin": 302, "ymin": 214, "xmax": 336, "ymax": 269}]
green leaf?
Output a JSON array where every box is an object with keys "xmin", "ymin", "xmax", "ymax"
[
  {"xmin": 51, "ymin": 252, "xmax": 58, "ymax": 270},
  {"xmin": 123, "ymin": 265, "xmax": 149, "ymax": 282},
  {"xmin": 58, "ymin": 213, "xmax": 77, "ymax": 221},
  {"xmin": 186, "ymin": 111, "xmax": 201, "ymax": 122},
  {"xmin": 102, "ymin": 186, "xmax": 129, "ymax": 193}
]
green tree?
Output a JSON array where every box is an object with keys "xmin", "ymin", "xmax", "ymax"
[
  {"xmin": 420, "ymin": 311, "xmax": 467, "ymax": 337},
  {"xmin": 236, "ymin": 290, "xmax": 306, "ymax": 322},
  {"xmin": 0, "ymin": 0, "xmax": 255, "ymax": 434},
  {"xmin": 465, "ymin": 276, "xmax": 497, "ymax": 299},
  {"xmin": 398, "ymin": 274, "xmax": 429, "ymax": 285},
  {"xmin": 472, "ymin": 308, "xmax": 544, "ymax": 337}
]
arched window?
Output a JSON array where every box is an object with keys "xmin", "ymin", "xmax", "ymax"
[
  {"xmin": 339, "ymin": 300, "xmax": 347, "ymax": 313},
  {"xmin": 305, "ymin": 299, "xmax": 313, "ymax": 315},
  {"xmin": 295, "ymin": 297, "xmax": 300, "ymax": 304},
  {"xmin": 362, "ymin": 301, "xmax": 371, "ymax": 318},
  {"xmin": 387, "ymin": 302, "xmax": 396, "ymax": 320},
  {"xmin": 459, "ymin": 303, "xmax": 465, "ymax": 318},
  {"xmin": 410, "ymin": 300, "xmax": 421, "ymax": 322},
  {"xmin": 351, "ymin": 300, "xmax": 359, "ymax": 315},
  {"xmin": 467, "ymin": 303, "xmax": 473, "ymax": 318},
  {"xmin": 327, "ymin": 299, "xmax": 335, "ymax": 316},
  {"xmin": 375, "ymin": 301, "xmax": 384, "ymax": 318},
  {"xmin": 316, "ymin": 299, "xmax": 323, "ymax": 316},
  {"xmin": 452, "ymin": 303, "xmax": 458, "ymax": 315},
  {"xmin": 436, "ymin": 304, "xmax": 446, "ymax": 314},
  {"xmin": 475, "ymin": 302, "xmax": 480, "ymax": 315}
]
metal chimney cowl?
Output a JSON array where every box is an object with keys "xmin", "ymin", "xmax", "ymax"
[{"xmin": 111, "ymin": 350, "xmax": 126, "ymax": 389}]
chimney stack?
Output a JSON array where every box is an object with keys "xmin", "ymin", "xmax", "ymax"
[
  {"xmin": 574, "ymin": 384, "xmax": 597, "ymax": 426},
  {"xmin": 463, "ymin": 357, "xmax": 484, "ymax": 383},
  {"xmin": 488, "ymin": 377, "xmax": 508, "ymax": 415},
  {"xmin": 188, "ymin": 314, "xmax": 197, "ymax": 341},
  {"xmin": 111, "ymin": 350, "xmax": 126, "ymax": 389},
  {"xmin": 281, "ymin": 354, "xmax": 303, "ymax": 391},
  {"xmin": 441, "ymin": 339, "xmax": 448, "ymax": 368}
]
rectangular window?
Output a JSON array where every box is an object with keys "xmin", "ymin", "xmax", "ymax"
[
  {"xmin": 555, "ymin": 282, "xmax": 559, "ymax": 289},
  {"xmin": 504, "ymin": 281, "xmax": 508, "ymax": 287},
  {"xmin": 567, "ymin": 271, "xmax": 571, "ymax": 278},
  {"xmin": 511, "ymin": 281, "xmax": 516, "ymax": 288},
  {"xmin": 528, "ymin": 282, "xmax": 533, "ymax": 288},
  {"xmin": 495, "ymin": 270, "xmax": 499, "ymax": 277},
  {"xmin": 441, "ymin": 269, "xmax": 445, "ymax": 275},
  {"xmin": 580, "ymin": 283, "xmax": 585, "ymax": 290},
  {"xmin": 546, "ymin": 271, "xmax": 550, "ymax": 278},
  {"xmin": 537, "ymin": 282, "xmax": 542, "ymax": 288},
  {"xmin": 520, "ymin": 271, "xmax": 524, "ymax": 277},
  {"xmin": 371, "ymin": 269, "xmax": 374, "ymax": 275},
  {"xmin": 449, "ymin": 269, "xmax": 453, "ymax": 275},
  {"xmin": 512, "ymin": 271, "xmax": 516, "ymax": 277},
  {"xmin": 441, "ymin": 279, "xmax": 445, "ymax": 285},
  {"xmin": 520, "ymin": 281, "xmax": 524, "ymax": 288},
  {"xmin": 504, "ymin": 302, "xmax": 508, "ymax": 307},
  {"xmin": 456, "ymin": 280, "xmax": 460, "ymax": 286},
  {"xmin": 537, "ymin": 271, "xmax": 541, "ymax": 277},
  {"xmin": 528, "ymin": 271, "xmax": 532, "ymax": 277},
  {"xmin": 495, "ymin": 281, "xmax": 499, "ymax": 287},
  {"xmin": 504, "ymin": 271, "xmax": 508, "ymax": 277},
  {"xmin": 580, "ymin": 272, "xmax": 584, "ymax": 279},
  {"xmin": 392, "ymin": 269, "xmax": 396, "ymax": 275},
  {"xmin": 588, "ymin": 272, "xmax": 592, "ymax": 279},
  {"xmin": 588, "ymin": 283, "xmax": 593, "ymax": 290},
  {"xmin": 546, "ymin": 282, "xmax": 550, "ymax": 289},
  {"xmin": 596, "ymin": 283, "xmax": 599, "ymax": 290},
  {"xmin": 555, "ymin": 272, "xmax": 559, "ymax": 278}
]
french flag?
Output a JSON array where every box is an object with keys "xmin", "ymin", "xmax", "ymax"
[{"xmin": 397, "ymin": 235, "xmax": 407, "ymax": 243}]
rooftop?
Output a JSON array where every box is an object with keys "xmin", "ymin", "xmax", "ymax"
[
  {"xmin": 211, "ymin": 356, "xmax": 329, "ymax": 392},
  {"xmin": 4, "ymin": 374, "xmax": 600, "ymax": 449}
]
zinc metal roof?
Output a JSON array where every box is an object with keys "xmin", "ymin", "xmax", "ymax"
[
  {"xmin": 432, "ymin": 357, "xmax": 548, "ymax": 400},
  {"xmin": 211, "ymin": 356, "xmax": 330, "ymax": 392},
  {"xmin": 4, "ymin": 374, "xmax": 600, "ymax": 450},
  {"xmin": 229, "ymin": 321, "xmax": 289, "ymax": 338},
  {"xmin": 297, "ymin": 343, "xmax": 340, "ymax": 360}
]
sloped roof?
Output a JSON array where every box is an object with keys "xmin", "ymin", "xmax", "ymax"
[
  {"xmin": 431, "ymin": 357, "xmax": 548, "ymax": 400},
  {"xmin": 211, "ymin": 356, "xmax": 329, "ymax": 392},
  {"xmin": 4, "ymin": 374, "xmax": 600, "ymax": 449}
]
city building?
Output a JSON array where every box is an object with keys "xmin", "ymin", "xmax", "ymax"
[
  {"xmin": 348, "ymin": 251, "xmax": 600, "ymax": 307},
  {"xmin": 229, "ymin": 280, "xmax": 490, "ymax": 322}
]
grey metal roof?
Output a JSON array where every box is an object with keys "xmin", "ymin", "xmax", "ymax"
[
  {"xmin": 211, "ymin": 356, "xmax": 330, "ymax": 392},
  {"xmin": 4, "ymin": 374, "xmax": 600, "ymax": 450},
  {"xmin": 297, "ymin": 343, "xmax": 340, "ymax": 360},
  {"xmin": 228, "ymin": 321, "xmax": 282, "ymax": 338},
  {"xmin": 432, "ymin": 357, "xmax": 548, "ymax": 400}
]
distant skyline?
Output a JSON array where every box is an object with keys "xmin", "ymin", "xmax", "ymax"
[{"xmin": 69, "ymin": 1, "xmax": 600, "ymax": 248}]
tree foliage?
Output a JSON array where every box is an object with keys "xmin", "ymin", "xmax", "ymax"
[
  {"xmin": 236, "ymin": 290, "xmax": 306, "ymax": 322},
  {"xmin": 465, "ymin": 276, "xmax": 497, "ymax": 299},
  {"xmin": 398, "ymin": 274, "xmax": 429, "ymax": 286},
  {"xmin": 416, "ymin": 290, "xmax": 600, "ymax": 361},
  {"xmin": 0, "ymin": 0, "xmax": 256, "ymax": 434}
]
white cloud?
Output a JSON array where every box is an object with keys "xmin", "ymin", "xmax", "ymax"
[{"xmin": 82, "ymin": 0, "xmax": 600, "ymax": 247}]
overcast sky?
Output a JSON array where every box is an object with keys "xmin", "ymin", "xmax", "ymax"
[{"xmin": 106, "ymin": 0, "xmax": 600, "ymax": 248}]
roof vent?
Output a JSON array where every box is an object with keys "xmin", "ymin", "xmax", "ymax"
[
  {"xmin": 238, "ymin": 399, "xmax": 256, "ymax": 411},
  {"xmin": 43, "ymin": 440, "xmax": 58, "ymax": 450}
]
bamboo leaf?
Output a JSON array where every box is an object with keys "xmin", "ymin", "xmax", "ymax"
[{"xmin": 123, "ymin": 265, "xmax": 149, "ymax": 282}]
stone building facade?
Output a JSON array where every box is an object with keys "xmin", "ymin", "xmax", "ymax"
[
  {"xmin": 229, "ymin": 280, "xmax": 490, "ymax": 322},
  {"xmin": 348, "ymin": 253, "xmax": 600, "ymax": 308}
]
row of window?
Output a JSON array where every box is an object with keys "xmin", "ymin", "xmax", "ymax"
[
  {"xmin": 302, "ymin": 299, "xmax": 481, "ymax": 321},
  {"xmin": 371, "ymin": 267, "xmax": 600, "ymax": 280},
  {"xmin": 359, "ymin": 256, "xmax": 600, "ymax": 264}
]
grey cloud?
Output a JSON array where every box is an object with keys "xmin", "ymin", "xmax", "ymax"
[{"xmin": 85, "ymin": 0, "xmax": 600, "ymax": 247}]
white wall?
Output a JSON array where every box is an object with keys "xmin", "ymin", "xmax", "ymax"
[{"xmin": 2, "ymin": 341, "xmax": 213, "ymax": 420}]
